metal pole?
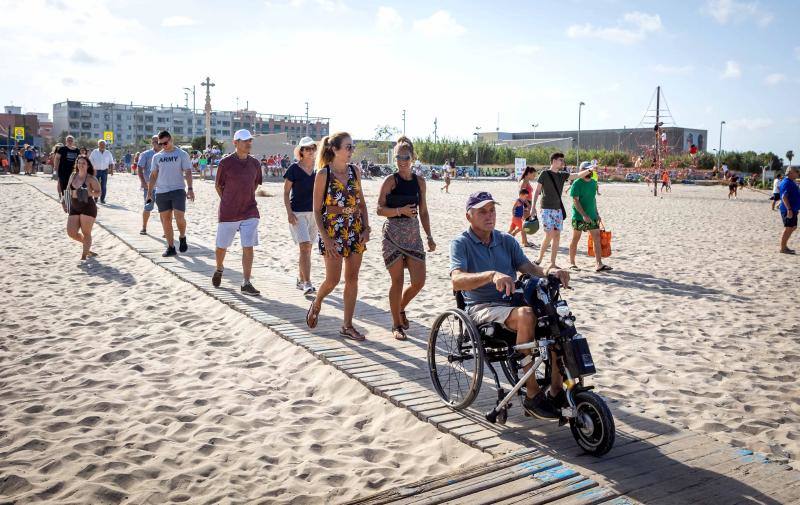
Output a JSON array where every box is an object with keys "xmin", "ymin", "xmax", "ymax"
[
  {"xmin": 402, "ymin": 109, "xmax": 406, "ymax": 136},
  {"xmin": 718, "ymin": 120, "xmax": 725, "ymax": 173},
  {"xmin": 577, "ymin": 102, "xmax": 585, "ymax": 168},
  {"xmin": 474, "ymin": 127, "xmax": 481, "ymax": 172},
  {"xmin": 201, "ymin": 77, "xmax": 215, "ymax": 150},
  {"xmin": 531, "ymin": 123, "xmax": 538, "ymax": 141},
  {"xmin": 305, "ymin": 101, "xmax": 309, "ymax": 136},
  {"xmin": 433, "ymin": 117, "xmax": 438, "ymax": 143},
  {"xmin": 654, "ymin": 86, "xmax": 660, "ymax": 197}
]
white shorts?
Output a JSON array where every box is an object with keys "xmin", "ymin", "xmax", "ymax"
[
  {"xmin": 289, "ymin": 211, "xmax": 318, "ymax": 244},
  {"xmin": 467, "ymin": 303, "xmax": 516, "ymax": 328},
  {"xmin": 216, "ymin": 218, "xmax": 260, "ymax": 249}
]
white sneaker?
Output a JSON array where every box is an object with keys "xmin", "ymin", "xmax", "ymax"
[
  {"xmin": 303, "ymin": 282, "xmax": 316, "ymax": 295},
  {"xmin": 296, "ymin": 279, "xmax": 304, "ymax": 291}
]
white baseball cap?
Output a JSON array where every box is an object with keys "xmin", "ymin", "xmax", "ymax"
[
  {"xmin": 298, "ymin": 136, "xmax": 316, "ymax": 147},
  {"xmin": 233, "ymin": 129, "xmax": 253, "ymax": 141}
]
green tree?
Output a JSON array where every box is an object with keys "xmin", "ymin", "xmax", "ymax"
[
  {"xmin": 191, "ymin": 136, "xmax": 224, "ymax": 151},
  {"xmin": 374, "ymin": 125, "xmax": 400, "ymax": 141},
  {"xmin": 787, "ymin": 150, "xmax": 794, "ymax": 166}
]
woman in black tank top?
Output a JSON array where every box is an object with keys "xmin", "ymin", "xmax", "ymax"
[
  {"xmin": 376, "ymin": 137, "xmax": 436, "ymax": 341},
  {"xmin": 65, "ymin": 155, "xmax": 101, "ymax": 260}
]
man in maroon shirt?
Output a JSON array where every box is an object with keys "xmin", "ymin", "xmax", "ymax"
[{"xmin": 212, "ymin": 129, "xmax": 263, "ymax": 295}]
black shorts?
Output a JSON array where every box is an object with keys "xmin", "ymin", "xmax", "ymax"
[
  {"xmin": 155, "ymin": 189, "xmax": 187, "ymax": 213},
  {"xmin": 783, "ymin": 214, "xmax": 798, "ymax": 228},
  {"xmin": 771, "ymin": 193, "xmax": 780, "ymax": 201}
]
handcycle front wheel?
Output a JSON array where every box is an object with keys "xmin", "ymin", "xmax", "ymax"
[
  {"xmin": 569, "ymin": 390, "xmax": 616, "ymax": 456},
  {"xmin": 427, "ymin": 309, "xmax": 485, "ymax": 410}
]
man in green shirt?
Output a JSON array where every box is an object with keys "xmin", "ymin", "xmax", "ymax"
[{"xmin": 568, "ymin": 163, "xmax": 612, "ymax": 272}]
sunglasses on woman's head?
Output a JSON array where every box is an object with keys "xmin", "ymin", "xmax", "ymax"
[{"xmin": 396, "ymin": 155, "xmax": 411, "ymax": 161}]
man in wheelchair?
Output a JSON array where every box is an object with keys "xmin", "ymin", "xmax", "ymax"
[{"xmin": 450, "ymin": 191, "xmax": 571, "ymax": 419}]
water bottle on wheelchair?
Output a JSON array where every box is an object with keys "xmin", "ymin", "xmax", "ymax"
[{"xmin": 427, "ymin": 273, "xmax": 615, "ymax": 456}]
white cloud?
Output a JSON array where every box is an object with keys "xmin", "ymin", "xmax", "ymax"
[
  {"xmin": 652, "ymin": 64, "xmax": 694, "ymax": 75},
  {"xmin": 511, "ymin": 44, "xmax": 541, "ymax": 57},
  {"xmin": 412, "ymin": 10, "xmax": 466, "ymax": 38},
  {"xmin": 376, "ymin": 6, "xmax": 403, "ymax": 31},
  {"xmin": 704, "ymin": 0, "xmax": 773, "ymax": 27},
  {"xmin": 161, "ymin": 16, "xmax": 198, "ymax": 27},
  {"xmin": 728, "ymin": 118, "xmax": 774, "ymax": 130},
  {"xmin": 721, "ymin": 60, "xmax": 741, "ymax": 79},
  {"xmin": 566, "ymin": 11, "xmax": 662, "ymax": 44},
  {"xmin": 764, "ymin": 73, "xmax": 786, "ymax": 85}
]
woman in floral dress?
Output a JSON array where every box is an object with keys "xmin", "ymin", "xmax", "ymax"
[{"xmin": 306, "ymin": 132, "xmax": 371, "ymax": 341}]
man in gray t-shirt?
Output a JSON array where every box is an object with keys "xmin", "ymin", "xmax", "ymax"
[
  {"xmin": 137, "ymin": 135, "xmax": 161, "ymax": 235},
  {"xmin": 146, "ymin": 131, "xmax": 195, "ymax": 257},
  {"xmin": 532, "ymin": 152, "xmax": 595, "ymax": 269}
]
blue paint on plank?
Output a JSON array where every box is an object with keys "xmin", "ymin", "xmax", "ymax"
[
  {"xmin": 566, "ymin": 479, "xmax": 595, "ymax": 491},
  {"xmin": 536, "ymin": 466, "xmax": 578, "ymax": 482},
  {"xmin": 736, "ymin": 448, "xmax": 769, "ymax": 464}
]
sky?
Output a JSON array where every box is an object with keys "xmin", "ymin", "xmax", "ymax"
[{"xmin": 1, "ymin": 0, "xmax": 798, "ymax": 158}]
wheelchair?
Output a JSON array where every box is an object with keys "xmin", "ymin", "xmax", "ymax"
[{"xmin": 426, "ymin": 274, "xmax": 615, "ymax": 456}]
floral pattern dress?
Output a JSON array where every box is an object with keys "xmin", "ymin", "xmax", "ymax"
[{"xmin": 319, "ymin": 165, "xmax": 366, "ymax": 257}]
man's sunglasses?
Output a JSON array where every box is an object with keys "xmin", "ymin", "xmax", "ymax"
[
  {"xmin": 396, "ymin": 155, "xmax": 411, "ymax": 161},
  {"xmin": 158, "ymin": 141, "xmax": 170, "ymax": 146}
]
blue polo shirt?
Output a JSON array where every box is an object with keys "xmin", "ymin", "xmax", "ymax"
[
  {"xmin": 450, "ymin": 228, "xmax": 529, "ymax": 305},
  {"xmin": 778, "ymin": 177, "xmax": 800, "ymax": 215}
]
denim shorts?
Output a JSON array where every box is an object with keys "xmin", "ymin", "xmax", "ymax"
[{"xmin": 143, "ymin": 188, "xmax": 156, "ymax": 211}]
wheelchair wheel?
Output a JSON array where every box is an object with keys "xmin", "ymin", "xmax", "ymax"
[
  {"xmin": 427, "ymin": 309, "xmax": 485, "ymax": 410},
  {"xmin": 569, "ymin": 390, "xmax": 615, "ymax": 456}
]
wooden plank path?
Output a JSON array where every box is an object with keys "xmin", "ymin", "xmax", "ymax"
[{"xmin": 20, "ymin": 175, "xmax": 800, "ymax": 504}]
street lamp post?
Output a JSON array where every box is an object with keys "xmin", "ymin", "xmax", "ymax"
[
  {"xmin": 577, "ymin": 101, "xmax": 585, "ymax": 168},
  {"xmin": 474, "ymin": 126, "xmax": 481, "ymax": 174},
  {"xmin": 717, "ymin": 120, "xmax": 726, "ymax": 171},
  {"xmin": 531, "ymin": 122, "xmax": 538, "ymax": 141},
  {"xmin": 402, "ymin": 109, "xmax": 406, "ymax": 136}
]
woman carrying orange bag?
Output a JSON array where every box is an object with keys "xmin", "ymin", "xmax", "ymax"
[{"xmin": 568, "ymin": 167, "xmax": 613, "ymax": 272}]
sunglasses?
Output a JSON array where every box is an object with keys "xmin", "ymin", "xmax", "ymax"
[
  {"xmin": 343, "ymin": 144, "xmax": 356, "ymax": 152},
  {"xmin": 302, "ymin": 145, "xmax": 318, "ymax": 151},
  {"xmin": 158, "ymin": 141, "xmax": 170, "ymax": 146},
  {"xmin": 396, "ymin": 155, "xmax": 411, "ymax": 161}
]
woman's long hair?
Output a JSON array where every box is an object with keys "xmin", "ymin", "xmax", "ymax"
[
  {"xmin": 73, "ymin": 154, "xmax": 95, "ymax": 176},
  {"xmin": 316, "ymin": 132, "xmax": 351, "ymax": 169}
]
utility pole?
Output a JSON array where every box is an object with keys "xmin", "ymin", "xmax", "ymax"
[
  {"xmin": 531, "ymin": 122, "xmax": 538, "ymax": 141},
  {"xmin": 654, "ymin": 86, "xmax": 661, "ymax": 197},
  {"xmin": 201, "ymin": 77, "xmax": 215, "ymax": 150},
  {"xmin": 718, "ymin": 120, "xmax": 726, "ymax": 172},
  {"xmin": 402, "ymin": 109, "xmax": 406, "ymax": 136},
  {"xmin": 577, "ymin": 101, "xmax": 585, "ymax": 168},
  {"xmin": 433, "ymin": 117, "xmax": 438, "ymax": 143},
  {"xmin": 305, "ymin": 101, "xmax": 309, "ymax": 137}
]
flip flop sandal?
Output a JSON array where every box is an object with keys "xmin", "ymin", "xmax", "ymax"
[
  {"xmin": 569, "ymin": 265, "xmax": 580, "ymax": 271},
  {"xmin": 400, "ymin": 311, "xmax": 410, "ymax": 330},
  {"xmin": 87, "ymin": 251, "xmax": 98, "ymax": 257},
  {"xmin": 595, "ymin": 264, "xmax": 613, "ymax": 272},
  {"xmin": 339, "ymin": 326, "xmax": 365, "ymax": 342},
  {"xmin": 306, "ymin": 299, "xmax": 321, "ymax": 329},
  {"xmin": 392, "ymin": 326, "xmax": 407, "ymax": 341}
]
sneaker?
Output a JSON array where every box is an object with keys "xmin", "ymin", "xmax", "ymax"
[
  {"xmin": 212, "ymin": 269, "xmax": 223, "ymax": 288},
  {"xmin": 546, "ymin": 388, "xmax": 568, "ymax": 409},
  {"xmin": 178, "ymin": 236, "xmax": 188, "ymax": 253},
  {"xmin": 139, "ymin": 229, "xmax": 147, "ymax": 235},
  {"xmin": 241, "ymin": 282, "xmax": 260, "ymax": 296},
  {"xmin": 303, "ymin": 282, "xmax": 316, "ymax": 295},
  {"xmin": 162, "ymin": 246, "xmax": 177, "ymax": 257},
  {"xmin": 522, "ymin": 390, "xmax": 559, "ymax": 419},
  {"xmin": 296, "ymin": 279, "xmax": 304, "ymax": 291}
]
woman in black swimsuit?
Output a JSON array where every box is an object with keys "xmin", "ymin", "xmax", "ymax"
[
  {"xmin": 376, "ymin": 137, "xmax": 435, "ymax": 340},
  {"xmin": 65, "ymin": 155, "xmax": 101, "ymax": 260}
]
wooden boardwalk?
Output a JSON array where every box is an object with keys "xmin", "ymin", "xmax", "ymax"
[{"xmin": 21, "ymin": 175, "xmax": 800, "ymax": 504}]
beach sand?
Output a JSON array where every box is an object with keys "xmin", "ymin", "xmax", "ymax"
[
  {"xmin": 0, "ymin": 181, "xmax": 490, "ymax": 504},
  {"xmin": 2, "ymin": 171, "xmax": 799, "ymax": 503},
  {"xmin": 104, "ymin": 172, "xmax": 799, "ymax": 468}
]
